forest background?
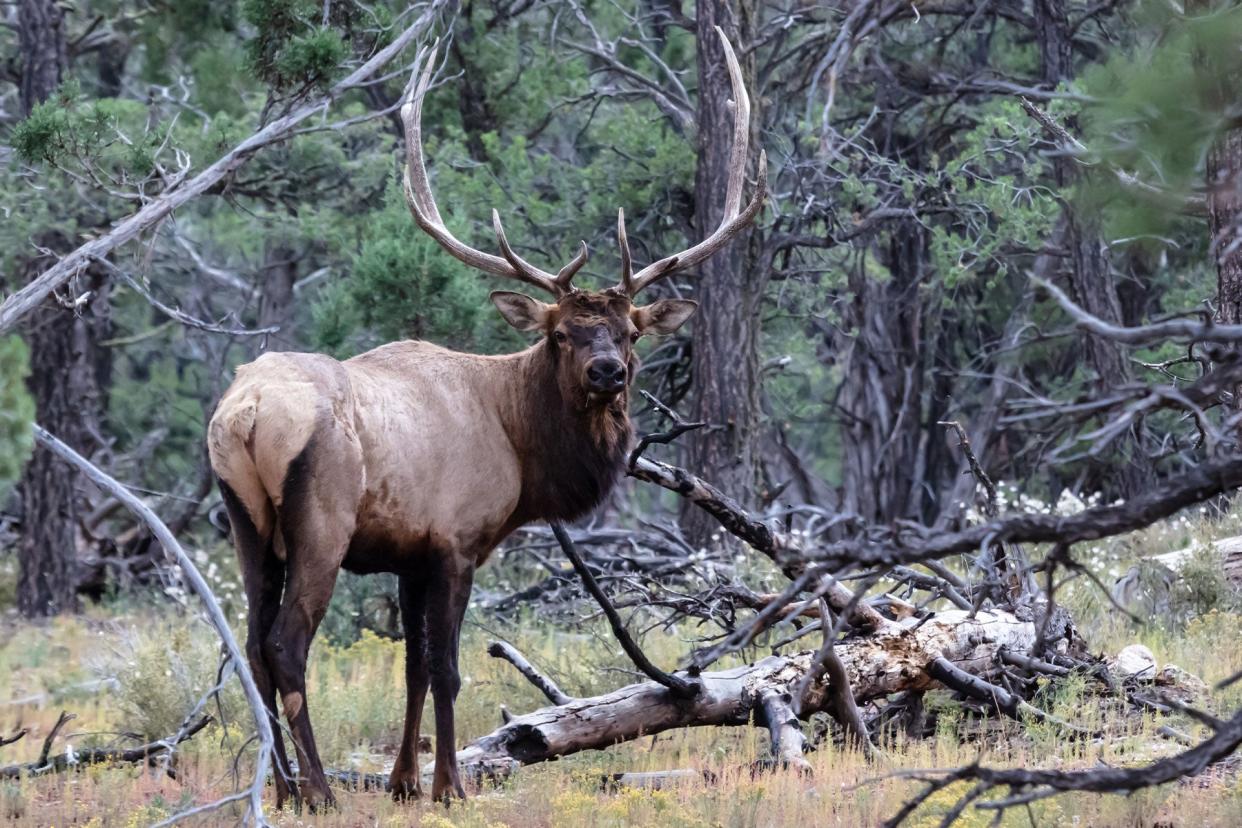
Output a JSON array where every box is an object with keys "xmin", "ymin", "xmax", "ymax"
[{"xmin": 2, "ymin": 1, "xmax": 1242, "ymax": 825}]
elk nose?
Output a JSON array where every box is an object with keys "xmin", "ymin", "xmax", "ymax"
[{"xmin": 587, "ymin": 359, "xmax": 627, "ymax": 391}]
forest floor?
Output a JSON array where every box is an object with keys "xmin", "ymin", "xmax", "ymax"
[{"xmin": 2, "ymin": 519, "xmax": 1242, "ymax": 827}]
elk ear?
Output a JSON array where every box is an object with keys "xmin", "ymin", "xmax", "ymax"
[
  {"xmin": 491, "ymin": 291, "xmax": 553, "ymax": 332},
  {"xmin": 632, "ymin": 299, "xmax": 698, "ymax": 335}
]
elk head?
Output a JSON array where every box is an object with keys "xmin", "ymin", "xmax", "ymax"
[{"xmin": 399, "ymin": 29, "xmax": 766, "ymax": 407}]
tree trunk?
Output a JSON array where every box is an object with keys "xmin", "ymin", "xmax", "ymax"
[
  {"xmin": 17, "ymin": 0, "xmax": 65, "ymax": 117},
  {"xmin": 1207, "ymin": 126, "xmax": 1242, "ymax": 326},
  {"xmin": 257, "ymin": 243, "xmax": 298, "ymax": 343},
  {"xmin": 684, "ymin": 0, "xmax": 762, "ymax": 544},
  {"xmin": 16, "ymin": 0, "xmax": 112, "ymax": 617},
  {"xmin": 18, "ymin": 257, "xmax": 111, "ymax": 616},
  {"xmin": 835, "ymin": 222, "xmax": 933, "ymax": 524},
  {"xmin": 1036, "ymin": 0, "xmax": 1153, "ymax": 498}
]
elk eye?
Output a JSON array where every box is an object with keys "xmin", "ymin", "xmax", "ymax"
[
  {"xmin": 630, "ymin": 332, "xmax": 640, "ymax": 343},
  {"xmin": 554, "ymin": 331, "xmax": 566, "ymax": 343}
]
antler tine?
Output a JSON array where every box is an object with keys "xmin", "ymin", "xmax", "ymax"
[
  {"xmin": 617, "ymin": 208, "xmax": 633, "ymax": 295},
  {"xmin": 619, "ymin": 28, "xmax": 766, "ymax": 297},
  {"xmin": 554, "ymin": 241, "xmax": 589, "ymax": 292},
  {"xmin": 401, "ymin": 43, "xmax": 445, "ymax": 226},
  {"xmin": 491, "ymin": 210, "xmax": 562, "ymax": 295},
  {"xmin": 401, "ymin": 43, "xmax": 570, "ymax": 297},
  {"xmin": 719, "ymin": 26, "xmax": 749, "ymax": 221}
]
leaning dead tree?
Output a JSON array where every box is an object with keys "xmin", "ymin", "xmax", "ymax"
[{"xmin": 32, "ymin": 426, "xmax": 273, "ymax": 826}]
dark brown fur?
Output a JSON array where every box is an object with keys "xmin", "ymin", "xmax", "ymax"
[
  {"xmin": 510, "ymin": 336, "xmax": 632, "ymax": 525},
  {"xmin": 208, "ymin": 286, "xmax": 696, "ymax": 809}
]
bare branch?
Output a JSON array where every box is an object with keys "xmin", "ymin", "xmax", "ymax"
[
  {"xmin": 550, "ymin": 522, "xmax": 699, "ymax": 697},
  {"xmin": 488, "ymin": 640, "xmax": 574, "ymax": 705},
  {"xmin": 0, "ymin": 1, "xmax": 447, "ymax": 335},
  {"xmin": 1, "ymin": 716, "xmax": 211, "ymax": 779},
  {"xmin": 31, "ymin": 425, "xmax": 273, "ymax": 826}
]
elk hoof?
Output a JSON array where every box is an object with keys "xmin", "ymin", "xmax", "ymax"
[
  {"xmin": 432, "ymin": 780, "xmax": 467, "ymax": 805},
  {"xmin": 299, "ymin": 785, "xmax": 337, "ymax": 814},
  {"xmin": 390, "ymin": 776, "xmax": 423, "ymax": 802}
]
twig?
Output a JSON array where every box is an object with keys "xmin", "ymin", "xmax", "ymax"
[
  {"xmin": 488, "ymin": 640, "xmax": 574, "ymax": 705},
  {"xmin": 938, "ymin": 420, "xmax": 997, "ymax": 517},
  {"xmin": 627, "ymin": 390, "xmax": 706, "ymax": 469},
  {"xmin": 549, "ymin": 522, "xmax": 699, "ymax": 697},
  {"xmin": 99, "ymin": 258, "xmax": 278, "ymax": 337},
  {"xmin": 0, "ymin": 730, "xmax": 27, "ymax": 749}
]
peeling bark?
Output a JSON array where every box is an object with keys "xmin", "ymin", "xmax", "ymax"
[{"xmin": 444, "ymin": 609, "xmax": 1037, "ymax": 780}]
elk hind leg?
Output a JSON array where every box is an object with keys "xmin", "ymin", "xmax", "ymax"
[
  {"xmin": 219, "ymin": 480, "xmax": 297, "ymax": 809},
  {"xmin": 264, "ymin": 440, "xmax": 360, "ymax": 811}
]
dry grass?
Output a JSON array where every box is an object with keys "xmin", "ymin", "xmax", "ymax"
[
  {"xmin": 1, "ymin": 608, "xmax": 1240, "ymax": 827},
  {"xmin": 2, "ymin": 512, "xmax": 1242, "ymax": 826}
]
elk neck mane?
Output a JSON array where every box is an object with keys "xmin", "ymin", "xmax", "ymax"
[{"xmin": 505, "ymin": 336, "xmax": 632, "ymax": 524}]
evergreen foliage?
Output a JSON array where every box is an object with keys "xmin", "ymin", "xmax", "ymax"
[
  {"xmin": 0, "ymin": 337, "xmax": 34, "ymax": 499},
  {"xmin": 1, "ymin": 0, "xmax": 1236, "ymax": 604}
]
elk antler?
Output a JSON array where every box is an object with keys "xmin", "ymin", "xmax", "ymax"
[
  {"xmin": 616, "ymin": 27, "xmax": 767, "ymax": 297},
  {"xmin": 401, "ymin": 44, "xmax": 587, "ymax": 298}
]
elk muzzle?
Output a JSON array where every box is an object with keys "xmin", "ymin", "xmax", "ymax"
[{"xmin": 586, "ymin": 357, "xmax": 627, "ymax": 394}]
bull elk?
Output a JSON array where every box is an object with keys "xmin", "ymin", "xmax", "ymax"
[{"xmin": 207, "ymin": 30, "xmax": 764, "ymax": 809}]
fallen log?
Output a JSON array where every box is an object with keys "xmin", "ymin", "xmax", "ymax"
[
  {"xmin": 444, "ymin": 608, "xmax": 1039, "ymax": 781},
  {"xmin": 0, "ymin": 715, "xmax": 211, "ymax": 779}
]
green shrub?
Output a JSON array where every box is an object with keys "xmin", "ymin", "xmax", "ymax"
[{"xmin": 102, "ymin": 618, "xmax": 245, "ymax": 741}]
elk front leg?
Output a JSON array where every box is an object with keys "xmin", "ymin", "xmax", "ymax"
[
  {"xmin": 427, "ymin": 557, "xmax": 476, "ymax": 802},
  {"xmin": 390, "ymin": 573, "xmax": 430, "ymax": 800}
]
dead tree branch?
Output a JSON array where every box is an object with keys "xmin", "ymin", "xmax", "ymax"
[
  {"xmin": 756, "ymin": 688, "xmax": 812, "ymax": 773},
  {"xmin": 0, "ymin": 716, "xmax": 211, "ymax": 779},
  {"xmin": 1033, "ymin": 274, "xmax": 1242, "ymax": 345},
  {"xmin": 0, "ymin": 730, "xmax": 27, "ymax": 750},
  {"xmin": 32, "ymin": 425, "xmax": 272, "ymax": 826},
  {"xmin": 99, "ymin": 258, "xmax": 278, "ymax": 337},
  {"xmin": 550, "ymin": 522, "xmax": 699, "ymax": 698},
  {"xmin": 37, "ymin": 712, "xmax": 75, "ymax": 769},
  {"xmin": 805, "ymin": 455, "xmax": 1242, "ymax": 570},
  {"xmin": 0, "ymin": 1, "xmax": 447, "ymax": 335},
  {"xmin": 888, "ymin": 705, "xmax": 1242, "ymax": 824},
  {"xmin": 927, "ymin": 658, "xmax": 1088, "ymax": 735},
  {"xmin": 795, "ymin": 602, "xmax": 876, "ymax": 760},
  {"xmin": 488, "ymin": 640, "xmax": 574, "ymax": 705}
]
